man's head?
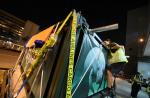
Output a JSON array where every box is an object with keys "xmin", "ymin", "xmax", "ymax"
[
  {"xmin": 136, "ymin": 72, "xmax": 143, "ymax": 77},
  {"xmin": 103, "ymin": 39, "xmax": 111, "ymax": 45}
]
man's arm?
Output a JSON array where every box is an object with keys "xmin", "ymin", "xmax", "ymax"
[{"xmin": 110, "ymin": 43, "xmax": 121, "ymax": 49}]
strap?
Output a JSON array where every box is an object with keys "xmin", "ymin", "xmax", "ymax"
[
  {"xmin": 93, "ymin": 33, "xmax": 103, "ymax": 43},
  {"xmin": 14, "ymin": 11, "xmax": 73, "ymax": 98},
  {"xmin": 40, "ymin": 69, "xmax": 44, "ymax": 98},
  {"xmin": 66, "ymin": 10, "xmax": 77, "ymax": 98}
]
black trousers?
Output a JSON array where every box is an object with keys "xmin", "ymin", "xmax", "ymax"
[
  {"xmin": 131, "ymin": 82, "xmax": 141, "ymax": 98},
  {"xmin": 107, "ymin": 62, "xmax": 126, "ymax": 75}
]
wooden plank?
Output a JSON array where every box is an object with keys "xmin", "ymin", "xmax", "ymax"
[{"xmin": 1, "ymin": 70, "xmax": 7, "ymax": 98}]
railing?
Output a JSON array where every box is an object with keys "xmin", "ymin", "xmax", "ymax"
[{"xmin": 0, "ymin": 40, "xmax": 23, "ymax": 51}]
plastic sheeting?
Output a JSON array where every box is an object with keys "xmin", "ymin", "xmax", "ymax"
[
  {"xmin": 26, "ymin": 25, "xmax": 54, "ymax": 48},
  {"xmin": 72, "ymin": 32, "xmax": 108, "ymax": 98}
]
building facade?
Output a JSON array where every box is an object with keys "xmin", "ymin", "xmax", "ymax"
[{"xmin": 0, "ymin": 9, "xmax": 39, "ymax": 51}]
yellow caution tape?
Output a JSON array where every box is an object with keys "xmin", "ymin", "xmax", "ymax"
[
  {"xmin": 25, "ymin": 14, "xmax": 73, "ymax": 81},
  {"xmin": 66, "ymin": 10, "xmax": 77, "ymax": 98},
  {"xmin": 13, "ymin": 11, "xmax": 73, "ymax": 98},
  {"xmin": 25, "ymin": 11, "xmax": 73, "ymax": 77}
]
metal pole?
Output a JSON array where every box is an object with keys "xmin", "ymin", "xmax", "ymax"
[
  {"xmin": 40, "ymin": 70, "xmax": 44, "ymax": 98},
  {"xmin": 90, "ymin": 23, "xmax": 118, "ymax": 33}
]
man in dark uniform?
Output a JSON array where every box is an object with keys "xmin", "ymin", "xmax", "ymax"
[
  {"xmin": 131, "ymin": 72, "xmax": 143, "ymax": 98},
  {"xmin": 146, "ymin": 81, "xmax": 150, "ymax": 98}
]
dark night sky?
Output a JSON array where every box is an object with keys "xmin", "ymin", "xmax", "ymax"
[{"xmin": 0, "ymin": 0, "xmax": 148, "ymax": 44}]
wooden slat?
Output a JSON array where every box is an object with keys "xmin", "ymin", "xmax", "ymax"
[{"xmin": 1, "ymin": 70, "xmax": 7, "ymax": 98}]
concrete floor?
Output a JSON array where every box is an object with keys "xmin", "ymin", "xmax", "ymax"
[{"xmin": 115, "ymin": 78, "xmax": 149, "ymax": 98}]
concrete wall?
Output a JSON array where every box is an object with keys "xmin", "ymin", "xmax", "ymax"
[
  {"xmin": 125, "ymin": 6, "xmax": 148, "ymax": 75},
  {"xmin": 148, "ymin": 1, "xmax": 150, "ymax": 33},
  {"xmin": 143, "ymin": 2, "xmax": 150, "ymax": 56},
  {"xmin": 22, "ymin": 20, "xmax": 39, "ymax": 43},
  {"xmin": 126, "ymin": 6, "xmax": 148, "ymax": 57}
]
